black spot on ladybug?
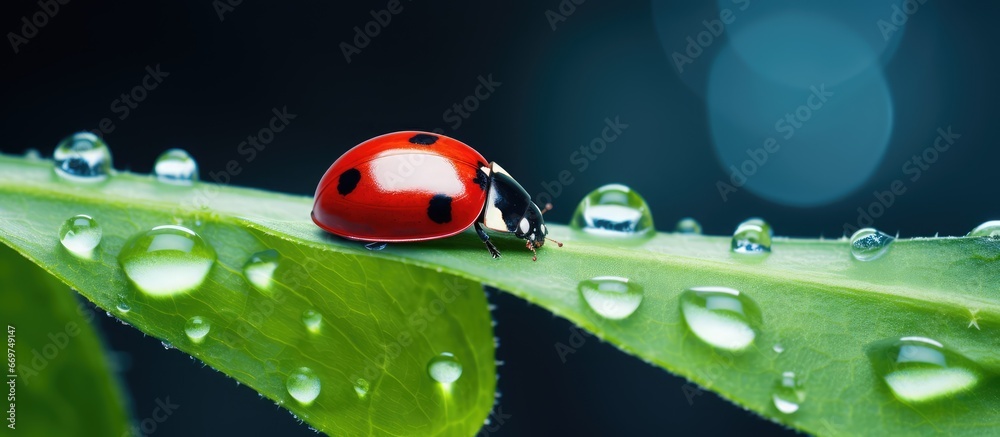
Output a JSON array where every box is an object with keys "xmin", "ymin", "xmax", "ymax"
[
  {"xmin": 337, "ymin": 168, "xmax": 361, "ymax": 195},
  {"xmin": 427, "ymin": 194, "xmax": 452, "ymax": 224},
  {"xmin": 474, "ymin": 162, "xmax": 489, "ymax": 191},
  {"xmin": 409, "ymin": 134, "xmax": 438, "ymax": 146}
]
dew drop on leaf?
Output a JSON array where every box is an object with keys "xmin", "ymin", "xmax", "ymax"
[
  {"xmin": 675, "ymin": 217, "xmax": 702, "ymax": 234},
  {"xmin": 286, "ymin": 367, "xmax": 321, "ymax": 405},
  {"xmin": 867, "ymin": 336, "xmax": 983, "ymax": 403},
  {"xmin": 118, "ymin": 225, "xmax": 216, "ymax": 297},
  {"xmin": 850, "ymin": 227, "xmax": 895, "ymax": 261},
  {"xmin": 154, "ymin": 148, "xmax": 199, "ymax": 185},
  {"xmin": 59, "ymin": 214, "xmax": 102, "ymax": 256},
  {"xmin": 185, "ymin": 316, "xmax": 211, "ymax": 343},
  {"xmin": 427, "ymin": 352, "xmax": 463, "ymax": 384},
  {"xmin": 679, "ymin": 286, "xmax": 763, "ymax": 352},
  {"xmin": 772, "ymin": 371, "xmax": 806, "ymax": 414},
  {"xmin": 731, "ymin": 218, "xmax": 772, "ymax": 254},
  {"xmin": 569, "ymin": 184, "xmax": 654, "ymax": 237},
  {"xmin": 967, "ymin": 220, "xmax": 1000, "ymax": 238},
  {"xmin": 302, "ymin": 309, "xmax": 322, "ymax": 334},
  {"xmin": 243, "ymin": 249, "xmax": 279, "ymax": 294},
  {"xmin": 354, "ymin": 378, "xmax": 371, "ymax": 400},
  {"xmin": 115, "ymin": 302, "xmax": 131, "ymax": 314},
  {"xmin": 53, "ymin": 132, "xmax": 112, "ymax": 181},
  {"xmin": 578, "ymin": 276, "xmax": 643, "ymax": 320}
]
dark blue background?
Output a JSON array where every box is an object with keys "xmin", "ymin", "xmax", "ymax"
[{"xmin": 3, "ymin": 0, "xmax": 997, "ymax": 435}]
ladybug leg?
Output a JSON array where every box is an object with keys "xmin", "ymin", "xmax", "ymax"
[{"xmin": 475, "ymin": 222, "xmax": 502, "ymax": 259}]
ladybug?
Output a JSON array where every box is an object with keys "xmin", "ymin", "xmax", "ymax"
[{"xmin": 311, "ymin": 131, "xmax": 561, "ymax": 260}]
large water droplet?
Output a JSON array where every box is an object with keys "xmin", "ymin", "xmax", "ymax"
[
  {"xmin": 578, "ymin": 276, "xmax": 644, "ymax": 320},
  {"xmin": 286, "ymin": 367, "xmax": 321, "ymax": 405},
  {"xmin": 59, "ymin": 214, "xmax": 102, "ymax": 256},
  {"xmin": 679, "ymin": 286, "xmax": 763, "ymax": 352},
  {"xmin": 354, "ymin": 378, "xmax": 370, "ymax": 399},
  {"xmin": 154, "ymin": 149, "xmax": 199, "ymax": 185},
  {"xmin": 118, "ymin": 225, "xmax": 216, "ymax": 297},
  {"xmin": 243, "ymin": 249, "xmax": 279, "ymax": 294},
  {"xmin": 53, "ymin": 132, "xmax": 112, "ymax": 181},
  {"xmin": 867, "ymin": 336, "xmax": 983, "ymax": 403},
  {"xmin": 116, "ymin": 300, "xmax": 131, "ymax": 314},
  {"xmin": 427, "ymin": 352, "xmax": 463, "ymax": 384},
  {"xmin": 850, "ymin": 228, "xmax": 894, "ymax": 261},
  {"xmin": 772, "ymin": 371, "xmax": 806, "ymax": 414},
  {"xmin": 302, "ymin": 309, "xmax": 322, "ymax": 334},
  {"xmin": 675, "ymin": 217, "xmax": 702, "ymax": 235},
  {"xmin": 570, "ymin": 184, "xmax": 654, "ymax": 237},
  {"xmin": 968, "ymin": 220, "xmax": 1000, "ymax": 238},
  {"xmin": 185, "ymin": 316, "xmax": 211, "ymax": 343},
  {"xmin": 731, "ymin": 218, "xmax": 772, "ymax": 254}
]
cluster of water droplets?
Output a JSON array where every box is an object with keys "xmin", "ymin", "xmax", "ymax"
[{"xmin": 46, "ymin": 133, "xmax": 1000, "ymax": 416}]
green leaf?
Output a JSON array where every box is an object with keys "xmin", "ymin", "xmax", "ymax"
[
  {"xmin": 0, "ymin": 244, "xmax": 131, "ymax": 436},
  {"xmin": 2, "ymin": 153, "xmax": 998, "ymax": 436},
  {"xmin": 0, "ymin": 155, "xmax": 496, "ymax": 436}
]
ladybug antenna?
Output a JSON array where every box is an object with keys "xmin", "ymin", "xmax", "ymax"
[
  {"xmin": 546, "ymin": 237, "xmax": 564, "ymax": 247},
  {"xmin": 541, "ymin": 203, "xmax": 554, "ymax": 214}
]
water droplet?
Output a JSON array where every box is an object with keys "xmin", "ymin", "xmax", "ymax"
[
  {"xmin": 354, "ymin": 378, "xmax": 370, "ymax": 399},
  {"xmin": 161, "ymin": 341, "xmax": 174, "ymax": 350},
  {"xmin": 24, "ymin": 148, "xmax": 42, "ymax": 160},
  {"xmin": 154, "ymin": 148, "xmax": 199, "ymax": 185},
  {"xmin": 427, "ymin": 352, "xmax": 463, "ymax": 384},
  {"xmin": 243, "ymin": 249, "xmax": 279, "ymax": 294},
  {"xmin": 59, "ymin": 214, "xmax": 102, "ymax": 255},
  {"xmin": 675, "ymin": 217, "xmax": 702, "ymax": 234},
  {"xmin": 570, "ymin": 184, "xmax": 654, "ymax": 237},
  {"xmin": 185, "ymin": 316, "xmax": 211, "ymax": 343},
  {"xmin": 116, "ymin": 302, "xmax": 131, "ymax": 314},
  {"xmin": 968, "ymin": 220, "xmax": 1000, "ymax": 238},
  {"xmin": 773, "ymin": 344, "xmax": 785, "ymax": 354},
  {"xmin": 302, "ymin": 310, "xmax": 322, "ymax": 334},
  {"xmin": 867, "ymin": 336, "xmax": 983, "ymax": 403},
  {"xmin": 286, "ymin": 367, "xmax": 321, "ymax": 405},
  {"xmin": 850, "ymin": 228, "xmax": 894, "ymax": 261},
  {"xmin": 53, "ymin": 132, "xmax": 112, "ymax": 181},
  {"xmin": 679, "ymin": 286, "xmax": 763, "ymax": 352},
  {"xmin": 731, "ymin": 218, "xmax": 772, "ymax": 254},
  {"xmin": 118, "ymin": 225, "xmax": 216, "ymax": 297},
  {"xmin": 578, "ymin": 276, "xmax": 643, "ymax": 320},
  {"xmin": 364, "ymin": 242, "xmax": 387, "ymax": 251},
  {"xmin": 772, "ymin": 371, "xmax": 805, "ymax": 414}
]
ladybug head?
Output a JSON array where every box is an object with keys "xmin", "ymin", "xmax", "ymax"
[{"xmin": 514, "ymin": 201, "xmax": 548, "ymax": 249}]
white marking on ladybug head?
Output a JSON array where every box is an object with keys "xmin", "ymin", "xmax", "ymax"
[
  {"xmin": 519, "ymin": 217, "xmax": 530, "ymax": 234},
  {"xmin": 528, "ymin": 232, "xmax": 535, "ymax": 241},
  {"xmin": 541, "ymin": 224, "xmax": 547, "ymax": 234},
  {"xmin": 490, "ymin": 162, "xmax": 511, "ymax": 177}
]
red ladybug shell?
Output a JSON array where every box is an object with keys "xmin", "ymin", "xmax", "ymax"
[{"xmin": 312, "ymin": 131, "xmax": 490, "ymax": 242}]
